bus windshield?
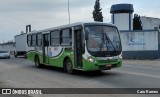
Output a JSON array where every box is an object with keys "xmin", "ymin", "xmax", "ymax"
[{"xmin": 85, "ymin": 25, "xmax": 122, "ymax": 57}]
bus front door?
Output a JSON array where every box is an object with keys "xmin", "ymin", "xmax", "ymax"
[
  {"xmin": 42, "ymin": 34, "xmax": 49, "ymax": 64},
  {"xmin": 74, "ymin": 28, "xmax": 83, "ymax": 69}
]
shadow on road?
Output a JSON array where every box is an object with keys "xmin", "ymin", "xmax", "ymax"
[
  {"xmin": 33, "ymin": 65, "xmax": 119, "ymax": 78},
  {"xmin": 6, "ymin": 57, "xmax": 120, "ymax": 78}
]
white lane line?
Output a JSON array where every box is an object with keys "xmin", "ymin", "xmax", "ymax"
[
  {"xmin": 113, "ymin": 70, "xmax": 160, "ymax": 79},
  {"xmin": 123, "ymin": 64, "xmax": 160, "ymax": 69}
]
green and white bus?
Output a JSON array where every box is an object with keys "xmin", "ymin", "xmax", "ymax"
[{"xmin": 26, "ymin": 22, "xmax": 122, "ymax": 73}]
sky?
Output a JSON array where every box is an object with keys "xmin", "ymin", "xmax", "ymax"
[{"xmin": 0, "ymin": 0, "xmax": 160, "ymax": 43}]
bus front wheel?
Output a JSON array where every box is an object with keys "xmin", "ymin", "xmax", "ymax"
[{"xmin": 64, "ymin": 59, "xmax": 74, "ymax": 74}]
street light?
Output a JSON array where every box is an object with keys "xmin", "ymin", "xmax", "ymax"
[{"xmin": 68, "ymin": 0, "xmax": 70, "ymax": 24}]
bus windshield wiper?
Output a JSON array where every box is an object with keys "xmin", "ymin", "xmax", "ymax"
[{"xmin": 105, "ymin": 34, "xmax": 117, "ymax": 52}]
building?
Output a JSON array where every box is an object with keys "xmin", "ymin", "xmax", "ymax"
[
  {"xmin": 110, "ymin": 4, "xmax": 160, "ymax": 31},
  {"xmin": 110, "ymin": 4, "xmax": 134, "ymax": 31},
  {"xmin": 110, "ymin": 3, "xmax": 160, "ymax": 59},
  {"xmin": 141, "ymin": 16, "xmax": 160, "ymax": 30},
  {"xmin": 0, "ymin": 42, "xmax": 15, "ymax": 54}
]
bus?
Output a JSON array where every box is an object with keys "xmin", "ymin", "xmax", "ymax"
[{"xmin": 26, "ymin": 22, "xmax": 122, "ymax": 73}]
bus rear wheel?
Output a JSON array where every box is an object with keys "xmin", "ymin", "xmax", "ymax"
[
  {"xmin": 35, "ymin": 56, "xmax": 43, "ymax": 68},
  {"xmin": 64, "ymin": 59, "xmax": 74, "ymax": 74}
]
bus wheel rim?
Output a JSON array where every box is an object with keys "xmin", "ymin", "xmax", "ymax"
[
  {"xmin": 66, "ymin": 61, "xmax": 72, "ymax": 72},
  {"xmin": 35, "ymin": 58, "xmax": 39, "ymax": 67}
]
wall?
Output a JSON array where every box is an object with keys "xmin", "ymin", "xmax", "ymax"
[{"xmin": 120, "ymin": 30, "xmax": 159, "ymax": 59}]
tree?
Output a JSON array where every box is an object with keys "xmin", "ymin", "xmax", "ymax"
[
  {"xmin": 133, "ymin": 14, "xmax": 143, "ymax": 30},
  {"xmin": 92, "ymin": 0, "xmax": 103, "ymax": 22}
]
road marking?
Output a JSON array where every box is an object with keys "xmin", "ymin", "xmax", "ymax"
[
  {"xmin": 114, "ymin": 70, "xmax": 160, "ymax": 79},
  {"xmin": 123, "ymin": 64, "xmax": 160, "ymax": 70}
]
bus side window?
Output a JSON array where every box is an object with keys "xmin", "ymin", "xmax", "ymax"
[
  {"xmin": 37, "ymin": 33, "xmax": 42, "ymax": 47},
  {"xmin": 50, "ymin": 30, "xmax": 60, "ymax": 46},
  {"xmin": 32, "ymin": 34, "xmax": 37, "ymax": 47},
  {"xmin": 61, "ymin": 28, "xmax": 72, "ymax": 46}
]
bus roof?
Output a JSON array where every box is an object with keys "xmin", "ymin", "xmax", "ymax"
[{"xmin": 27, "ymin": 22, "xmax": 116, "ymax": 34}]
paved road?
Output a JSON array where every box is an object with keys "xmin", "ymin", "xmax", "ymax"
[{"xmin": 0, "ymin": 56, "xmax": 160, "ymax": 97}]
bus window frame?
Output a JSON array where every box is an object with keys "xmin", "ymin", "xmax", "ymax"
[
  {"xmin": 37, "ymin": 33, "xmax": 42, "ymax": 47},
  {"xmin": 32, "ymin": 34, "xmax": 37, "ymax": 47},
  {"xmin": 27, "ymin": 34, "xmax": 32, "ymax": 47}
]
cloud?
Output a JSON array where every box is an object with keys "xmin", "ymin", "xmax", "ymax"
[
  {"xmin": 0, "ymin": 0, "xmax": 160, "ymax": 43},
  {"xmin": 0, "ymin": 0, "xmax": 66, "ymax": 13}
]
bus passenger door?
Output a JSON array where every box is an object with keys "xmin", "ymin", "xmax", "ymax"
[
  {"xmin": 42, "ymin": 33, "xmax": 49, "ymax": 64},
  {"xmin": 74, "ymin": 26, "xmax": 83, "ymax": 68}
]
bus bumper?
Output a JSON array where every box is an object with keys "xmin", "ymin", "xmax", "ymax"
[{"xmin": 82, "ymin": 58, "xmax": 122, "ymax": 71}]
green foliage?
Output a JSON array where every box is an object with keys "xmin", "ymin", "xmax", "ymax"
[
  {"xmin": 133, "ymin": 14, "xmax": 143, "ymax": 30},
  {"xmin": 92, "ymin": 0, "xmax": 103, "ymax": 22}
]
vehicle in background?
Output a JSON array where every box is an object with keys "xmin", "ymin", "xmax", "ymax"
[
  {"xmin": 14, "ymin": 33, "xmax": 27, "ymax": 58},
  {"xmin": 0, "ymin": 51, "xmax": 10, "ymax": 59}
]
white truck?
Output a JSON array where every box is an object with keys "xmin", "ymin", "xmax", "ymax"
[{"xmin": 14, "ymin": 33, "xmax": 27, "ymax": 57}]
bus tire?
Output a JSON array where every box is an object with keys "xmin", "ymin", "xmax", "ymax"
[
  {"xmin": 64, "ymin": 58, "xmax": 74, "ymax": 74},
  {"xmin": 35, "ymin": 56, "xmax": 43, "ymax": 68}
]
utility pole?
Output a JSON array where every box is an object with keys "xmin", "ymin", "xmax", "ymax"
[{"xmin": 68, "ymin": 0, "xmax": 70, "ymax": 24}]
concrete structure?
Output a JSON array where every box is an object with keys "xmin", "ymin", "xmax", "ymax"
[
  {"xmin": 110, "ymin": 4, "xmax": 134, "ymax": 31},
  {"xmin": 120, "ymin": 30, "xmax": 160, "ymax": 59},
  {"xmin": 0, "ymin": 42, "xmax": 15, "ymax": 54},
  {"xmin": 141, "ymin": 16, "xmax": 160, "ymax": 30}
]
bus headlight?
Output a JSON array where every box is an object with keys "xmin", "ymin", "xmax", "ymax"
[{"xmin": 87, "ymin": 57, "xmax": 94, "ymax": 62}]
